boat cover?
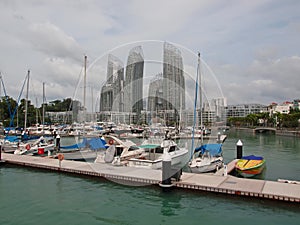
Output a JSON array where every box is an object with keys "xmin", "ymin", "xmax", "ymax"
[
  {"xmin": 241, "ymin": 155, "xmax": 263, "ymax": 160},
  {"xmin": 4, "ymin": 134, "xmax": 40, "ymax": 142},
  {"xmin": 4, "ymin": 135, "xmax": 19, "ymax": 142},
  {"xmin": 61, "ymin": 137, "xmax": 107, "ymax": 150},
  {"xmin": 194, "ymin": 143, "xmax": 222, "ymax": 156}
]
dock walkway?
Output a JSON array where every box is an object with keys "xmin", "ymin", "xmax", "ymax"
[{"xmin": 1, "ymin": 153, "xmax": 299, "ymax": 203}]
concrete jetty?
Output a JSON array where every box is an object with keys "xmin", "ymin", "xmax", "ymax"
[{"xmin": 1, "ymin": 153, "xmax": 299, "ymax": 203}]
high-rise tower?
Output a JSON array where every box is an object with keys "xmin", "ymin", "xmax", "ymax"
[
  {"xmin": 162, "ymin": 42, "xmax": 185, "ymax": 112},
  {"xmin": 124, "ymin": 46, "xmax": 144, "ymax": 120},
  {"xmin": 100, "ymin": 54, "xmax": 124, "ymax": 112},
  {"xmin": 147, "ymin": 73, "xmax": 163, "ymax": 112}
]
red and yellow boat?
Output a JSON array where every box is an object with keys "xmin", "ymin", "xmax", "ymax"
[{"xmin": 235, "ymin": 155, "xmax": 266, "ymax": 178}]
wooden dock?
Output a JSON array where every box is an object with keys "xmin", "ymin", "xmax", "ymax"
[{"xmin": 1, "ymin": 153, "xmax": 299, "ymax": 203}]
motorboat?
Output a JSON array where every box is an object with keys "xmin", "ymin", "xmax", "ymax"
[
  {"xmin": 127, "ymin": 138, "xmax": 189, "ymax": 169},
  {"xmin": 235, "ymin": 155, "xmax": 266, "ymax": 178},
  {"xmin": 94, "ymin": 135, "xmax": 144, "ymax": 165}
]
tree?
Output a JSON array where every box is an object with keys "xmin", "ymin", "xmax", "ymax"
[
  {"xmin": 246, "ymin": 114, "xmax": 258, "ymax": 127},
  {"xmin": 46, "ymin": 98, "xmax": 73, "ymax": 112},
  {"xmin": 17, "ymin": 99, "xmax": 36, "ymax": 127},
  {"xmin": 0, "ymin": 96, "xmax": 18, "ymax": 127}
]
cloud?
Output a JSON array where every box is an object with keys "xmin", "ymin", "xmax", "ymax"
[
  {"xmin": 27, "ymin": 22, "xmax": 83, "ymax": 62},
  {"xmin": 0, "ymin": 0, "xmax": 300, "ymax": 110},
  {"xmin": 217, "ymin": 55, "xmax": 300, "ymax": 105}
]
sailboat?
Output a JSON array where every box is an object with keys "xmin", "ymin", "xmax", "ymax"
[
  {"xmin": 58, "ymin": 55, "xmax": 106, "ymax": 161},
  {"xmin": 189, "ymin": 143, "xmax": 224, "ymax": 173},
  {"xmin": 188, "ymin": 53, "xmax": 224, "ymax": 173}
]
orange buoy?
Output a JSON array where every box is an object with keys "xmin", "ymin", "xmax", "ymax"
[{"xmin": 57, "ymin": 153, "xmax": 64, "ymax": 161}]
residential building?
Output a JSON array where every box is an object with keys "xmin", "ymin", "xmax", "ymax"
[
  {"xmin": 147, "ymin": 73, "xmax": 163, "ymax": 112},
  {"xmin": 269, "ymin": 101, "xmax": 293, "ymax": 115},
  {"xmin": 162, "ymin": 42, "xmax": 185, "ymax": 112},
  {"xmin": 226, "ymin": 104, "xmax": 268, "ymax": 118},
  {"xmin": 100, "ymin": 54, "xmax": 124, "ymax": 113},
  {"xmin": 124, "ymin": 46, "xmax": 144, "ymax": 122},
  {"xmin": 203, "ymin": 98, "xmax": 227, "ymax": 125}
]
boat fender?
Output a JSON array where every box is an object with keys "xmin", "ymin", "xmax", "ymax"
[
  {"xmin": 25, "ymin": 144, "xmax": 31, "ymax": 150},
  {"xmin": 108, "ymin": 139, "xmax": 114, "ymax": 145}
]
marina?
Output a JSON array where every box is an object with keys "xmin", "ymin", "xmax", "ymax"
[
  {"xmin": 1, "ymin": 129, "xmax": 300, "ymax": 225},
  {"xmin": 1, "ymin": 1, "xmax": 300, "ymax": 224},
  {"xmin": 1, "ymin": 150, "xmax": 299, "ymax": 203}
]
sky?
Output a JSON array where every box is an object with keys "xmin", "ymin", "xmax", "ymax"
[{"xmin": 0, "ymin": 0, "xmax": 300, "ymax": 110}]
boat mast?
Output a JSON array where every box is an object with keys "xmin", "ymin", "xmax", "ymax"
[
  {"xmin": 83, "ymin": 55, "xmax": 87, "ymax": 115},
  {"xmin": 24, "ymin": 70, "xmax": 30, "ymax": 132},
  {"xmin": 199, "ymin": 52, "xmax": 203, "ymax": 145},
  {"xmin": 42, "ymin": 82, "xmax": 45, "ymax": 134},
  {"xmin": 35, "ymin": 97, "xmax": 38, "ymax": 125},
  {"xmin": 191, "ymin": 53, "xmax": 201, "ymax": 159},
  {"xmin": 83, "ymin": 55, "xmax": 87, "ymax": 135}
]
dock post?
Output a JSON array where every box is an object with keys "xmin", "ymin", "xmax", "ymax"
[
  {"xmin": 236, "ymin": 139, "xmax": 243, "ymax": 159},
  {"xmin": 217, "ymin": 132, "xmax": 221, "ymax": 143},
  {"xmin": 223, "ymin": 164, "xmax": 227, "ymax": 176},
  {"xmin": 56, "ymin": 134, "xmax": 61, "ymax": 152},
  {"xmin": 159, "ymin": 152, "xmax": 173, "ymax": 188}
]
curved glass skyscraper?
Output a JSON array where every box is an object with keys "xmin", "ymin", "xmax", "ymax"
[
  {"xmin": 124, "ymin": 46, "xmax": 144, "ymax": 120},
  {"xmin": 162, "ymin": 42, "xmax": 185, "ymax": 111},
  {"xmin": 100, "ymin": 54, "xmax": 124, "ymax": 112}
]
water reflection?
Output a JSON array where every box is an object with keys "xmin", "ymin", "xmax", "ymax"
[{"xmin": 159, "ymin": 189, "xmax": 182, "ymax": 217}]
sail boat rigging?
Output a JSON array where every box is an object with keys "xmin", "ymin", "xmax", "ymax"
[
  {"xmin": 24, "ymin": 70, "xmax": 30, "ymax": 132},
  {"xmin": 190, "ymin": 52, "xmax": 201, "ymax": 159},
  {"xmin": 188, "ymin": 52, "xmax": 224, "ymax": 173}
]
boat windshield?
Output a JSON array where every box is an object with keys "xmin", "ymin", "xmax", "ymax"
[{"xmin": 128, "ymin": 146, "xmax": 140, "ymax": 151}]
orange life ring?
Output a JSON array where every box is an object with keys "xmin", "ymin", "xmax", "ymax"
[
  {"xmin": 25, "ymin": 144, "xmax": 31, "ymax": 150},
  {"xmin": 57, "ymin": 153, "xmax": 64, "ymax": 161},
  {"xmin": 108, "ymin": 139, "xmax": 114, "ymax": 145}
]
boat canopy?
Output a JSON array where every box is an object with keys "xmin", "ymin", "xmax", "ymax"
[
  {"xmin": 139, "ymin": 144, "xmax": 160, "ymax": 149},
  {"xmin": 195, "ymin": 143, "xmax": 222, "ymax": 156},
  {"xmin": 241, "ymin": 155, "xmax": 263, "ymax": 160}
]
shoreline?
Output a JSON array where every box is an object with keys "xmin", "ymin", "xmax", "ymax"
[{"xmin": 230, "ymin": 127, "xmax": 300, "ymax": 138}]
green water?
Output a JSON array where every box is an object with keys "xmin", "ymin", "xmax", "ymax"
[
  {"xmin": 1, "ymin": 130, "xmax": 300, "ymax": 225},
  {"xmin": 222, "ymin": 129, "xmax": 300, "ymax": 181},
  {"xmin": 0, "ymin": 166, "xmax": 300, "ymax": 225}
]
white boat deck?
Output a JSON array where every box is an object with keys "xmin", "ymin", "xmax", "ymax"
[{"xmin": 1, "ymin": 153, "xmax": 299, "ymax": 203}]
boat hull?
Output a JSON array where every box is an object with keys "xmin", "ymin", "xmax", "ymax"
[
  {"xmin": 189, "ymin": 157, "xmax": 223, "ymax": 173},
  {"xmin": 190, "ymin": 160, "xmax": 223, "ymax": 173},
  {"xmin": 128, "ymin": 149, "xmax": 189, "ymax": 169},
  {"xmin": 235, "ymin": 159, "xmax": 266, "ymax": 178},
  {"xmin": 61, "ymin": 149, "xmax": 101, "ymax": 162}
]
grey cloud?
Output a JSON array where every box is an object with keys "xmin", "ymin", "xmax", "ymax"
[
  {"xmin": 1, "ymin": 0, "xmax": 300, "ymax": 107},
  {"xmin": 27, "ymin": 22, "xmax": 83, "ymax": 62}
]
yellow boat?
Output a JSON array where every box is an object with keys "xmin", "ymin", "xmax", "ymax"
[{"xmin": 235, "ymin": 155, "xmax": 266, "ymax": 178}]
